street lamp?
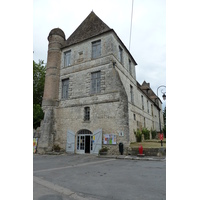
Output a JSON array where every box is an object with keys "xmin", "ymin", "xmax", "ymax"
[
  {"xmin": 157, "ymin": 85, "xmax": 166, "ymax": 146},
  {"xmin": 162, "ymin": 93, "xmax": 166, "ymax": 100}
]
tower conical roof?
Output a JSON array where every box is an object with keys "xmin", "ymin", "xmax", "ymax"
[{"xmin": 63, "ymin": 11, "xmax": 111, "ymax": 47}]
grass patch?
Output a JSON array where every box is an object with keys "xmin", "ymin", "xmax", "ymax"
[{"xmin": 130, "ymin": 139, "xmax": 166, "ymax": 148}]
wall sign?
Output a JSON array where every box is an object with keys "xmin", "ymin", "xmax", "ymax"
[
  {"xmin": 103, "ymin": 134, "xmax": 117, "ymax": 144},
  {"xmin": 33, "ymin": 138, "xmax": 38, "ymax": 153},
  {"xmin": 118, "ymin": 131, "xmax": 124, "ymax": 137}
]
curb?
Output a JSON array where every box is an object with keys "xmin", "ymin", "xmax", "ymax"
[{"xmin": 98, "ymin": 155, "xmax": 166, "ymax": 161}]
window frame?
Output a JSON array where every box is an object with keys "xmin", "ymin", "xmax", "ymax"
[
  {"xmin": 129, "ymin": 59, "xmax": 132, "ymax": 75},
  {"xmin": 62, "ymin": 78, "xmax": 69, "ymax": 99},
  {"xmin": 119, "ymin": 46, "xmax": 123, "ymax": 63},
  {"xmin": 91, "ymin": 71, "xmax": 101, "ymax": 94},
  {"xmin": 151, "ymin": 104, "xmax": 153, "ymax": 116},
  {"xmin": 84, "ymin": 107, "xmax": 90, "ymax": 121},
  {"xmin": 141, "ymin": 95, "xmax": 144, "ymax": 110},
  {"xmin": 147, "ymin": 100, "xmax": 149, "ymax": 113},
  {"xmin": 92, "ymin": 40, "xmax": 101, "ymax": 59},
  {"xmin": 64, "ymin": 50, "xmax": 71, "ymax": 67},
  {"xmin": 130, "ymin": 85, "xmax": 134, "ymax": 104}
]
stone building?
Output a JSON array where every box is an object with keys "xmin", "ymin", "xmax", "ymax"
[{"xmin": 37, "ymin": 11, "xmax": 164, "ymax": 154}]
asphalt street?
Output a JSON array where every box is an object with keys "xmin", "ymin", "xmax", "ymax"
[{"xmin": 33, "ymin": 154, "xmax": 166, "ymax": 200}]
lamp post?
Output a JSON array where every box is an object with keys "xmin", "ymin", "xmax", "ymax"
[{"xmin": 157, "ymin": 85, "xmax": 166, "ymax": 146}]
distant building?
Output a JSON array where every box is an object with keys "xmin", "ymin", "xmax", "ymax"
[{"xmin": 37, "ymin": 11, "xmax": 164, "ymax": 154}]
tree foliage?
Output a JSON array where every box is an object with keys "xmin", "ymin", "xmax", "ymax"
[
  {"xmin": 33, "ymin": 60, "xmax": 46, "ymax": 129},
  {"xmin": 33, "ymin": 60, "xmax": 46, "ymax": 105}
]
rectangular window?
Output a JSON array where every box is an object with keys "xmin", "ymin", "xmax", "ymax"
[
  {"xmin": 133, "ymin": 114, "xmax": 136, "ymax": 120},
  {"xmin": 130, "ymin": 85, "xmax": 134, "ymax": 103},
  {"xmin": 147, "ymin": 100, "xmax": 149, "ymax": 113},
  {"xmin": 151, "ymin": 104, "xmax": 153, "ymax": 116},
  {"xmin": 119, "ymin": 46, "xmax": 123, "ymax": 63},
  {"xmin": 141, "ymin": 95, "xmax": 144, "ymax": 110},
  {"xmin": 64, "ymin": 50, "xmax": 71, "ymax": 67},
  {"xmin": 91, "ymin": 71, "xmax": 101, "ymax": 94},
  {"xmin": 92, "ymin": 40, "xmax": 101, "ymax": 59},
  {"xmin": 129, "ymin": 59, "xmax": 132, "ymax": 75},
  {"xmin": 84, "ymin": 107, "xmax": 90, "ymax": 121},
  {"xmin": 62, "ymin": 79, "xmax": 69, "ymax": 99}
]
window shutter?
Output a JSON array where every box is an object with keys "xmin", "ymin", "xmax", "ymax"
[
  {"xmin": 92, "ymin": 129, "xmax": 102, "ymax": 154},
  {"xmin": 66, "ymin": 130, "xmax": 75, "ymax": 153}
]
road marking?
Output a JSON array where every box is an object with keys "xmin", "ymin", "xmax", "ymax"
[
  {"xmin": 33, "ymin": 176, "xmax": 98, "ymax": 200},
  {"xmin": 34, "ymin": 176, "xmax": 74, "ymax": 196},
  {"xmin": 33, "ymin": 158, "xmax": 116, "ymax": 173}
]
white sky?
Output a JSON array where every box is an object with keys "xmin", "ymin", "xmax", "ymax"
[{"xmin": 33, "ymin": 0, "xmax": 166, "ymax": 106}]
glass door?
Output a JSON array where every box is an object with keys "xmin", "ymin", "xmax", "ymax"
[{"xmin": 77, "ymin": 135, "xmax": 85, "ymax": 154}]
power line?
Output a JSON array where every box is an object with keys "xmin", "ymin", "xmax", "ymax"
[{"xmin": 129, "ymin": 0, "xmax": 134, "ymax": 51}]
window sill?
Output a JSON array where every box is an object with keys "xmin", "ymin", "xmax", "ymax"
[
  {"xmin": 83, "ymin": 120, "xmax": 91, "ymax": 123},
  {"xmin": 61, "ymin": 98, "xmax": 69, "ymax": 101}
]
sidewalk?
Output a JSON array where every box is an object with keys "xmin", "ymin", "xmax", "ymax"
[{"xmin": 98, "ymin": 154, "xmax": 166, "ymax": 161}]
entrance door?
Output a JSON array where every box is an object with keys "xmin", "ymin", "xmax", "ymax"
[
  {"xmin": 76, "ymin": 129, "xmax": 102, "ymax": 154},
  {"xmin": 77, "ymin": 129, "xmax": 92, "ymax": 154},
  {"xmin": 85, "ymin": 136, "xmax": 91, "ymax": 153}
]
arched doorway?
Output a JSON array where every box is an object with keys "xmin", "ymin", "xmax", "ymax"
[{"xmin": 77, "ymin": 129, "xmax": 93, "ymax": 154}]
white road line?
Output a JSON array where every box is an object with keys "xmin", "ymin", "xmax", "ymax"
[
  {"xmin": 33, "ymin": 158, "xmax": 116, "ymax": 173},
  {"xmin": 34, "ymin": 176, "xmax": 74, "ymax": 196}
]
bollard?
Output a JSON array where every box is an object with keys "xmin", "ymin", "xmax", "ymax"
[
  {"xmin": 138, "ymin": 145, "xmax": 143, "ymax": 155},
  {"xmin": 119, "ymin": 142, "xmax": 124, "ymax": 155}
]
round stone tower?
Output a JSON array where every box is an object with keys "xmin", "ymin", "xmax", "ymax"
[
  {"xmin": 38, "ymin": 28, "xmax": 65, "ymax": 153},
  {"xmin": 43, "ymin": 28, "xmax": 65, "ymax": 105}
]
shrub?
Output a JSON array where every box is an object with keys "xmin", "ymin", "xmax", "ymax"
[
  {"xmin": 53, "ymin": 144, "xmax": 61, "ymax": 152},
  {"xmin": 142, "ymin": 128, "xmax": 150, "ymax": 140},
  {"xmin": 151, "ymin": 130, "xmax": 157, "ymax": 139},
  {"xmin": 136, "ymin": 129, "xmax": 142, "ymax": 142},
  {"xmin": 99, "ymin": 147, "xmax": 109, "ymax": 153},
  {"xmin": 163, "ymin": 126, "xmax": 166, "ymax": 138}
]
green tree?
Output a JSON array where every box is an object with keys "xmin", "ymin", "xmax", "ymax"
[
  {"xmin": 163, "ymin": 106, "xmax": 166, "ymax": 138},
  {"xmin": 33, "ymin": 60, "xmax": 46, "ymax": 129}
]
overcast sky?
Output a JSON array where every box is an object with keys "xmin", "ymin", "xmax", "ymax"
[{"xmin": 33, "ymin": 0, "xmax": 166, "ymax": 107}]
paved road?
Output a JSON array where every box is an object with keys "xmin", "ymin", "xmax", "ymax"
[{"xmin": 33, "ymin": 154, "xmax": 166, "ymax": 200}]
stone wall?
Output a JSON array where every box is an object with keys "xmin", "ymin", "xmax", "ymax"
[
  {"xmin": 130, "ymin": 147, "xmax": 166, "ymax": 157},
  {"xmin": 53, "ymin": 58, "xmax": 129, "ymax": 152}
]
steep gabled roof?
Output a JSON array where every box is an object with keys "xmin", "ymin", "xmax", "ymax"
[
  {"xmin": 62, "ymin": 11, "xmax": 137, "ymax": 65},
  {"xmin": 63, "ymin": 11, "xmax": 111, "ymax": 48},
  {"xmin": 137, "ymin": 81, "xmax": 162, "ymax": 106}
]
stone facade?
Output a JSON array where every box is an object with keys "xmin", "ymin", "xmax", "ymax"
[{"xmin": 37, "ymin": 12, "xmax": 164, "ymax": 155}]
